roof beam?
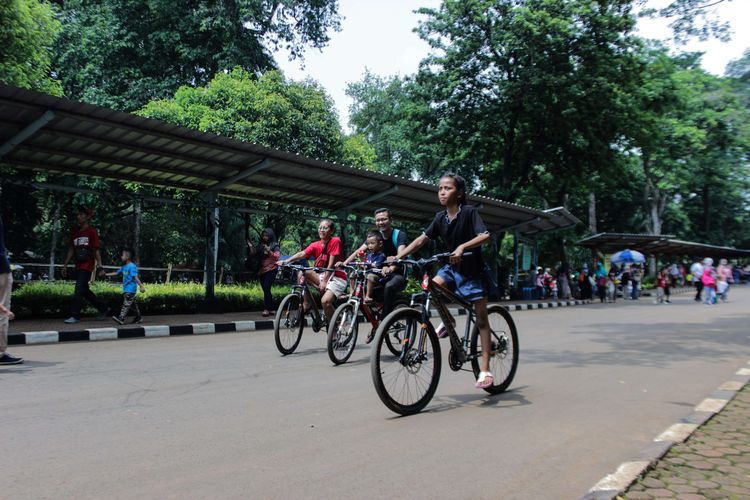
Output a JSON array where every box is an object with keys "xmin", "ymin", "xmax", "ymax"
[
  {"xmin": 337, "ymin": 185, "xmax": 399, "ymax": 212},
  {"xmin": 13, "ymin": 143, "xmax": 224, "ymax": 183},
  {"xmin": 497, "ymin": 217, "xmax": 541, "ymax": 233},
  {"xmin": 205, "ymin": 159, "xmax": 273, "ymax": 192},
  {"xmin": 0, "ymin": 110, "xmax": 54, "ymax": 159}
]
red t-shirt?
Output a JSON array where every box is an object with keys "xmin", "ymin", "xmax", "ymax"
[
  {"xmin": 304, "ymin": 237, "xmax": 347, "ymax": 280},
  {"xmin": 69, "ymin": 226, "xmax": 100, "ymax": 272}
]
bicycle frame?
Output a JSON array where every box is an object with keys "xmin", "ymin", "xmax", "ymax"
[
  {"xmin": 283, "ymin": 264, "xmax": 339, "ymax": 330},
  {"xmin": 400, "ymin": 268, "xmax": 480, "ymax": 369}
]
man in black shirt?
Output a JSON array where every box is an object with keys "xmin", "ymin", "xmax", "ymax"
[{"xmin": 341, "ymin": 208, "xmax": 408, "ymax": 316}]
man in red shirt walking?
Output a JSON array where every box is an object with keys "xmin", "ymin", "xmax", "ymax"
[{"xmin": 62, "ymin": 206, "xmax": 110, "ymax": 324}]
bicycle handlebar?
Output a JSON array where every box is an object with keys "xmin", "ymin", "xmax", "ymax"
[
  {"xmin": 390, "ymin": 251, "xmax": 473, "ymax": 268},
  {"xmin": 278, "ymin": 263, "xmax": 339, "ymax": 273}
]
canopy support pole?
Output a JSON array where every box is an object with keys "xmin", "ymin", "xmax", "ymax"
[{"xmin": 204, "ymin": 192, "xmax": 219, "ymax": 302}]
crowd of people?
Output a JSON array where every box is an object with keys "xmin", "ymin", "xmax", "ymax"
[{"xmin": 526, "ymin": 258, "xmax": 747, "ymax": 305}]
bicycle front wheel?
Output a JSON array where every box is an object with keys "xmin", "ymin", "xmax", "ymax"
[
  {"xmin": 274, "ymin": 293, "xmax": 304, "ymax": 355},
  {"xmin": 470, "ymin": 305, "xmax": 519, "ymax": 394},
  {"xmin": 327, "ymin": 302, "xmax": 359, "ymax": 365},
  {"xmin": 383, "ymin": 299, "xmax": 410, "ymax": 356},
  {"xmin": 371, "ymin": 308, "xmax": 441, "ymax": 415}
]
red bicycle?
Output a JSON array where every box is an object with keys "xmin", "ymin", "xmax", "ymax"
[{"xmin": 326, "ymin": 262, "xmax": 408, "ymax": 365}]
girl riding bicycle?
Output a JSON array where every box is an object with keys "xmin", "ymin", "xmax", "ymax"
[{"xmin": 395, "ymin": 172, "xmax": 494, "ymax": 389}]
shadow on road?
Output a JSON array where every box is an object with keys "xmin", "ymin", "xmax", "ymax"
[
  {"xmin": 423, "ymin": 386, "xmax": 532, "ymax": 415},
  {"xmin": 523, "ymin": 312, "xmax": 749, "ymax": 369}
]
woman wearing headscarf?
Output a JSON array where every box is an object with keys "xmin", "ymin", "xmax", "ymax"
[{"xmin": 247, "ymin": 228, "xmax": 281, "ymax": 317}]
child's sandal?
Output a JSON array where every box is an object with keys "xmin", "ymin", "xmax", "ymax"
[{"xmin": 475, "ymin": 372, "xmax": 494, "ymax": 389}]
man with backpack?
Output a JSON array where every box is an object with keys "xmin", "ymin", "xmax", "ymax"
[{"xmin": 340, "ymin": 208, "xmax": 409, "ymax": 317}]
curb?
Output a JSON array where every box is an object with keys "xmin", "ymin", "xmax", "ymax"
[
  {"xmin": 8, "ymin": 299, "xmax": 591, "ymax": 346},
  {"xmin": 582, "ymin": 359, "xmax": 750, "ymax": 500}
]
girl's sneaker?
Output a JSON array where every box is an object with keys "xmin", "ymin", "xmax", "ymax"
[{"xmin": 112, "ymin": 316, "xmax": 125, "ymax": 325}]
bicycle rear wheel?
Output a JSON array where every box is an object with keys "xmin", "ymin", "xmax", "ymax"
[
  {"xmin": 327, "ymin": 302, "xmax": 359, "ymax": 365},
  {"xmin": 274, "ymin": 293, "xmax": 304, "ymax": 355},
  {"xmin": 470, "ymin": 305, "xmax": 519, "ymax": 394},
  {"xmin": 371, "ymin": 308, "xmax": 441, "ymax": 415}
]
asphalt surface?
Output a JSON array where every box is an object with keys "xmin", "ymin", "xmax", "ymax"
[{"xmin": 2, "ymin": 288, "xmax": 749, "ymax": 499}]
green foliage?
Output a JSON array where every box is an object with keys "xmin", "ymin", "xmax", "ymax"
[
  {"xmin": 53, "ymin": 0, "xmax": 341, "ymax": 111},
  {"xmin": 0, "ymin": 0, "xmax": 63, "ymax": 95},
  {"xmin": 11, "ymin": 281, "xmax": 289, "ymax": 319},
  {"xmin": 139, "ymin": 69, "xmax": 344, "ymax": 160},
  {"xmin": 726, "ymin": 48, "xmax": 750, "ymax": 82},
  {"xmin": 342, "ymin": 134, "xmax": 376, "ymax": 169},
  {"xmin": 347, "ymin": 71, "xmax": 446, "ymax": 177}
]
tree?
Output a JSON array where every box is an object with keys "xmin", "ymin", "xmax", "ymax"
[
  {"xmin": 726, "ymin": 47, "xmax": 750, "ymax": 83},
  {"xmin": 140, "ymin": 68, "xmax": 344, "ymax": 160},
  {"xmin": 346, "ymin": 71, "xmax": 447, "ymax": 177},
  {"xmin": 413, "ymin": 0, "xmax": 642, "ymax": 205},
  {"xmin": 0, "ymin": 0, "xmax": 63, "ymax": 95},
  {"xmin": 342, "ymin": 134, "xmax": 376, "ymax": 170},
  {"xmin": 641, "ymin": 0, "xmax": 732, "ymax": 44},
  {"xmin": 53, "ymin": 0, "xmax": 341, "ymax": 110}
]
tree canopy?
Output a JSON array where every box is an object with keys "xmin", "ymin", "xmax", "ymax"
[
  {"xmin": 52, "ymin": 0, "xmax": 341, "ymax": 111},
  {"xmin": 0, "ymin": 0, "xmax": 63, "ymax": 95}
]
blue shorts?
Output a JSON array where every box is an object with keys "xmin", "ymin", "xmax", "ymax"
[{"xmin": 435, "ymin": 265, "xmax": 486, "ymax": 303}]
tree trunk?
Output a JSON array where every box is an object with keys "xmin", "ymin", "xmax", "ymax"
[
  {"xmin": 588, "ymin": 191, "xmax": 597, "ymax": 234},
  {"xmin": 49, "ymin": 198, "xmax": 61, "ymax": 281},
  {"xmin": 133, "ymin": 197, "xmax": 142, "ymax": 261}
]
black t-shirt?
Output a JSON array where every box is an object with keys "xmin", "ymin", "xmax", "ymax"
[
  {"xmin": 361, "ymin": 228, "xmax": 408, "ymax": 258},
  {"xmin": 423, "ymin": 204, "xmax": 488, "ymax": 278}
]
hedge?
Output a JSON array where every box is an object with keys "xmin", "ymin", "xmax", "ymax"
[{"xmin": 11, "ymin": 281, "xmax": 291, "ymax": 319}]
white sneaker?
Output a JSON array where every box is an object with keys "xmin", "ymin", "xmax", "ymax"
[{"xmin": 64, "ymin": 317, "xmax": 79, "ymax": 324}]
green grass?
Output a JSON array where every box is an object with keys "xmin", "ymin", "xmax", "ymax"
[{"xmin": 11, "ymin": 281, "xmax": 291, "ymax": 319}]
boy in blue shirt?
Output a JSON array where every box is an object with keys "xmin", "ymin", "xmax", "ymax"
[
  {"xmin": 102, "ymin": 249, "xmax": 145, "ymax": 325},
  {"xmin": 363, "ymin": 231, "xmax": 387, "ymax": 304}
]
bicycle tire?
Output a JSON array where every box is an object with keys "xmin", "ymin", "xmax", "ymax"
[
  {"xmin": 327, "ymin": 302, "xmax": 359, "ymax": 365},
  {"xmin": 383, "ymin": 299, "xmax": 411, "ymax": 356},
  {"xmin": 274, "ymin": 293, "xmax": 304, "ymax": 355},
  {"xmin": 371, "ymin": 308, "xmax": 441, "ymax": 415},
  {"xmin": 470, "ymin": 304, "xmax": 519, "ymax": 394}
]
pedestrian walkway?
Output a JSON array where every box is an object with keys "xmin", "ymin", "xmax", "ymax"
[
  {"xmin": 585, "ymin": 357, "xmax": 750, "ymax": 500},
  {"xmin": 623, "ymin": 383, "xmax": 750, "ymax": 499}
]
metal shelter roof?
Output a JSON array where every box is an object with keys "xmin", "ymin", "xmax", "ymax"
[
  {"xmin": 0, "ymin": 84, "xmax": 574, "ymax": 234},
  {"xmin": 577, "ymin": 233, "xmax": 750, "ymax": 259},
  {"xmin": 511, "ymin": 207, "xmax": 581, "ymax": 239}
]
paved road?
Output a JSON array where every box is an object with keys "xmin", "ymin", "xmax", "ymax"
[{"xmin": 2, "ymin": 288, "xmax": 749, "ymax": 499}]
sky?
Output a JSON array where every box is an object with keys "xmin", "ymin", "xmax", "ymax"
[{"xmin": 275, "ymin": 0, "xmax": 750, "ymax": 131}]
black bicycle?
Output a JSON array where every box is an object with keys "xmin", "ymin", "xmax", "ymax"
[
  {"xmin": 274, "ymin": 264, "xmax": 342, "ymax": 355},
  {"xmin": 370, "ymin": 252, "xmax": 519, "ymax": 415}
]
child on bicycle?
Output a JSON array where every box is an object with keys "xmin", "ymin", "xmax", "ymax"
[
  {"xmin": 277, "ymin": 218, "xmax": 348, "ymax": 321},
  {"xmin": 394, "ymin": 172, "xmax": 494, "ymax": 390},
  {"xmin": 363, "ymin": 231, "xmax": 387, "ymax": 304}
]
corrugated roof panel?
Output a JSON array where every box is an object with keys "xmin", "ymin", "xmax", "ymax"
[{"xmin": 0, "ymin": 83, "xmax": 573, "ymax": 234}]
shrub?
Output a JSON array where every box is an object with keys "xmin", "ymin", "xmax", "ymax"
[{"xmin": 11, "ymin": 281, "xmax": 290, "ymax": 319}]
